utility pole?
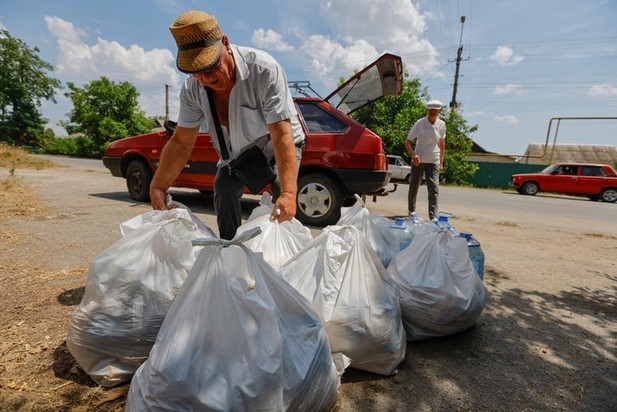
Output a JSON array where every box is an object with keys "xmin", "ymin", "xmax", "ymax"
[
  {"xmin": 165, "ymin": 84, "xmax": 170, "ymax": 122},
  {"xmin": 449, "ymin": 16, "xmax": 469, "ymax": 111}
]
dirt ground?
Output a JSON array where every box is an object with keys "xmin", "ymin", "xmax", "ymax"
[{"xmin": 0, "ymin": 158, "xmax": 616, "ymax": 412}]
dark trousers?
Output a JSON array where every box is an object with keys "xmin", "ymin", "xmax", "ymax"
[
  {"xmin": 407, "ymin": 162, "xmax": 440, "ymax": 220},
  {"xmin": 213, "ymin": 146, "xmax": 302, "ymax": 240}
]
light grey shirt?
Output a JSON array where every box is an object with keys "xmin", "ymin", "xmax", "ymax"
[
  {"xmin": 406, "ymin": 117, "xmax": 446, "ymax": 164},
  {"xmin": 177, "ymin": 44, "xmax": 305, "ymax": 163}
]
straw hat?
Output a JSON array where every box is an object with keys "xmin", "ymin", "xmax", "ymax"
[{"xmin": 169, "ymin": 11, "xmax": 224, "ymax": 73}]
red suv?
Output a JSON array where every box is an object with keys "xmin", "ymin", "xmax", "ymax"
[{"xmin": 103, "ymin": 53, "xmax": 403, "ymax": 226}]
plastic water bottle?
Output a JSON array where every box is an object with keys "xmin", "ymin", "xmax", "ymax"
[
  {"xmin": 390, "ymin": 217, "xmax": 414, "ymax": 251},
  {"xmin": 407, "ymin": 212, "xmax": 423, "ymax": 226},
  {"xmin": 460, "ymin": 232, "xmax": 485, "ymax": 280},
  {"xmin": 435, "ymin": 212, "xmax": 458, "ymax": 235}
]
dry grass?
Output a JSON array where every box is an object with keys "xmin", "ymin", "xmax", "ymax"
[
  {"xmin": 0, "ymin": 143, "xmax": 57, "ymax": 170},
  {"xmin": 0, "ymin": 175, "xmax": 52, "ymax": 223},
  {"xmin": 0, "ymin": 169, "xmax": 127, "ymax": 411}
]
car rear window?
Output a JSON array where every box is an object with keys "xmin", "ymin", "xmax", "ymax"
[
  {"xmin": 296, "ymin": 101, "xmax": 348, "ymax": 133},
  {"xmin": 581, "ymin": 166, "xmax": 607, "ymax": 177}
]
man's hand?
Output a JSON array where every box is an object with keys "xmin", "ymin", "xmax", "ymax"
[
  {"xmin": 412, "ymin": 154, "xmax": 420, "ymax": 166},
  {"xmin": 270, "ymin": 192, "xmax": 297, "ymax": 222},
  {"xmin": 150, "ymin": 187, "xmax": 169, "ymax": 210}
]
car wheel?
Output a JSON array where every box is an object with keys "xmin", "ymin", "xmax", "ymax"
[
  {"xmin": 587, "ymin": 194, "xmax": 600, "ymax": 201},
  {"xmin": 599, "ymin": 188, "xmax": 617, "ymax": 203},
  {"xmin": 405, "ymin": 174, "xmax": 411, "ymax": 184},
  {"xmin": 126, "ymin": 160, "xmax": 153, "ymax": 202},
  {"xmin": 521, "ymin": 182, "xmax": 539, "ymax": 196},
  {"xmin": 296, "ymin": 174, "xmax": 342, "ymax": 227}
]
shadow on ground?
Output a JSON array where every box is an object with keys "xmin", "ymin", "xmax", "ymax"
[{"xmin": 340, "ymin": 268, "xmax": 617, "ymax": 412}]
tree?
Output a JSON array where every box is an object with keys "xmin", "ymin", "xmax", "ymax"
[
  {"xmin": 0, "ymin": 30, "xmax": 62, "ymax": 147},
  {"xmin": 350, "ymin": 76, "xmax": 478, "ymax": 185},
  {"xmin": 61, "ymin": 77, "xmax": 154, "ymax": 157}
]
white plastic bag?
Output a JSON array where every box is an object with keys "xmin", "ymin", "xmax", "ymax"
[
  {"xmin": 120, "ymin": 196, "xmax": 215, "ymax": 238},
  {"xmin": 236, "ymin": 193, "xmax": 313, "ymax": 270},
  {"xmin": 387, "ymin": 223, "xmax": 487, "ymax": 341},
  {"xmin": 280, "ymin": 225, "xmax": 406, "ymax": 376},
  {"xmin": 66, "ymin": 208, "xmax": 215, "ymax": 387},
  {"xmin": 126, "ymin": 229, "xmax": 340, "ymax": 412},
  {"xmin": 336, "ymin": 194, "xmax": 398, "ymax": 268}
]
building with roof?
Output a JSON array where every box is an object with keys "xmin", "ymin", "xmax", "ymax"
[{"xmin": 519, "ymin": 143, "xmax": 617, "ymax": 165}]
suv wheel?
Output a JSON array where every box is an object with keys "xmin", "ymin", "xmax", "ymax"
[
  {"xmin": 296, "ymin": 174, "xmax": 342, "ymax": 227},
  {"xmin": 521, "ymin": 182, "xmax": 539, "ymax": 196},
  {"xmin": 126, "ymin": 160, "xmax": 153, "ymax": 202},
  {"xmin": 600, "ymin": 188, "xmax": 617, "ymax": 203}
]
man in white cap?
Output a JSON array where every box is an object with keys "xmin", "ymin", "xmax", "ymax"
[
  {"xmin": 404, "ymin": 100, "xmax": 446, "ymax": 220},
  {"xmin": 150, "ymin": 10, "xmax": 305, "ymax": 240}
]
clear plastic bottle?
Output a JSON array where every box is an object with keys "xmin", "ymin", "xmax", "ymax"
[
  {"xmin": 459, "ymin": 232, "xmax": 485, "ymax": 280},
  {"xmin": 390, "ymin": 217, "xmax": 414, "ymax": 251},
  {"xmin": 435, "ymin": 212, "xmax": 458, "ymax": 235},
  {"xmin": 407, "ymin": 212, "xmax": 423, "ymax": 226}
]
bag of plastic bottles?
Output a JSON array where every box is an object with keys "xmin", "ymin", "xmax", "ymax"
[
  {"xmin": 126, "ymin": 229, "xmax": 340, "ymax": 412},
  {"xmin": 66, "ymin": 206, "xmax": 215, "ymax": 387},
  {"xmin": 280, "ymin": 225, "xmax": 406, "ymax": 376},
  {"xmin": 387, "ymin": 223, "xmax": 487, "ymax": 341},
  {"xmin": 235, "ymin": 193, "xmax": 313, "ymax": 270},
  {"xmin": 336, "ymin": 194, "xmax": 399, "ymax": 267}
]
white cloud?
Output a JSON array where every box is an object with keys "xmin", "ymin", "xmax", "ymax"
[
  {"xmin": 299, "ymin": 34, "xmax": 380, "ymax": 87},
  {"xmin": 298, "ymin": 0, "xmax": 439, "ymax": 84},
  {"xmin": 468, "ymin": 111, "xmax": 484, "ymax": 116},
  {"xmin": 493, "ymin": 84, "xmax": 527, "ymax": 96},
  {"xmin": 41, "ymin": 15, "xmax": 183, "ymax": 134},
  {"xmin": 489, "ymin": 46, "xmax": 524, "ymax": 66},
  {"xmin": 494, "ymin": 115, "xmax": 519, "ymax": 125},
  {"xmin": 252, "ymin": 28, "xmax": 294, "ymax": 52},
  {"xmin": 45, "ymin": 16, "xmax": 178, "ymax": 86},
  {"xmin": 588, "ymin": 84, "xmax": 617, "ymax": 97}
]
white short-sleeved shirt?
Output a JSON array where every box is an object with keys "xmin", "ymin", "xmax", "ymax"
[
  {"xmin": 406, "ymin": 117, "xmax": 446, "ymax": 164},
  {"xmin": 177, "ymin": 44, "xmax": 305, "ymax": 162}
]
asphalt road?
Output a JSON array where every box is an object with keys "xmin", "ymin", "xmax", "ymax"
[{"xmin": 37, "ymin": 155, "xmax": 616, "ymax": 233}]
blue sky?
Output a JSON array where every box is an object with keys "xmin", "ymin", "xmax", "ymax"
[{"xmin": 2, "ymin": 0, "xmax": 616, "ymax": 156}]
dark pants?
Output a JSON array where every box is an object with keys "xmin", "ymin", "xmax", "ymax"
[
  {"xmin": 407, "ymin": 162, "xmax": 440, "ymax": 220},
  {"xmin": 213, "ymin": 146, "xmax": 302, "ymax": 240}
]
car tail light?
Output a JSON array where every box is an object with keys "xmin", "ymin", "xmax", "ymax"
[{"xmin": 374, "ymin": 152, "xmax": 387, "ymax": 170}]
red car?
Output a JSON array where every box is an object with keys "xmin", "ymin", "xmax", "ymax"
[
  {"xmin": 510, "ymin": 163, "xmax": 617, "ymax": 202},
  {"xmin": 103, "ymin": 53, "xmax": 403, "ymax": 226}
]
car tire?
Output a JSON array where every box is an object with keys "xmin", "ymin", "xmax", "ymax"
[
  {"xmin": 296, "ymin": 174, "xmax": 342, "ymax": 227},
  {"xmin": 126, "ymin": 159, "xmax": 153, "ymax": 202},
  {"xmin": 599, "ymin": 188, "xmax": 617, "ymax": 203},
  {"xmin": 521, "ymin": 182, "xmax": 539, "ymax": 196},
  {"xmin": 405, "ymin": 174, "xmax": 411, "ymax": 184}
]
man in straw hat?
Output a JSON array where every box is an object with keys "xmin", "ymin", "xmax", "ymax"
[
  {"xmin": 150, "ymin": 10, "xmax": 305, "ymax": 240},
  {"xmin": 404, "ymin": 99, "xmax": 446, "ymax": 221}
]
